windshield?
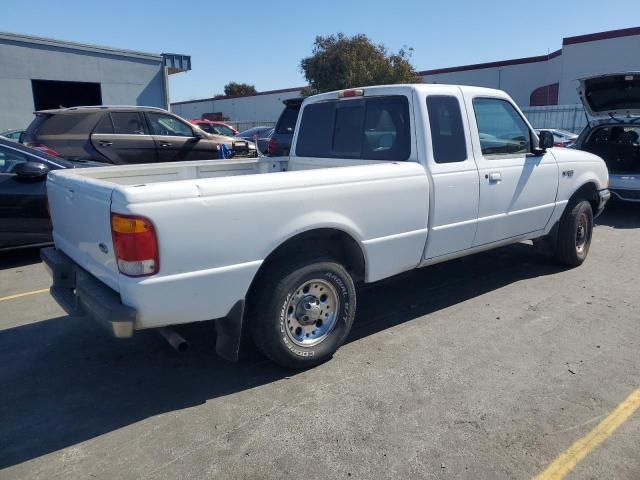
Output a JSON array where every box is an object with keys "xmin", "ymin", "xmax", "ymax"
[{"xmin": 211, "ymin": 124, "xmax": 236, "ymax": 136}]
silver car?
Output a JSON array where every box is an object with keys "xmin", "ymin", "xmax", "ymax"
[{"xmin": 573, "ymin": 72, "xmax": 640, "ymax": 202}]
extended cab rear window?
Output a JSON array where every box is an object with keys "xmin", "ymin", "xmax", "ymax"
[{"xmin": 295, "ymin": 95, "xmax": 410, "ymax": 161}]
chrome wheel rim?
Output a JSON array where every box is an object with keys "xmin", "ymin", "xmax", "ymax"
[
  {"xmin": 284, "ymin": 279, "xmax": 339, "ymax": 347},
  {"xmin": 575, "ymin": 213, "xmax": 589, "ymax": 254}
]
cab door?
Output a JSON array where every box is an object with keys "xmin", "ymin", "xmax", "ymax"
[
  {"xmin": 464, "ymin": 96, "xmax": 558, "ymax": 246},
  {"xmin": 422, "ymin": 89, "xmax": 480, "ymax": 259}
]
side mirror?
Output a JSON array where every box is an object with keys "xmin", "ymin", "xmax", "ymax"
[
  {"xmin": 14, "ymin": 161, "xmax": 50, "ymax": 179},
  {"xmin": 193, "ymin": 128, "xmax": 206, "ymax": 139},
  {"xmin": 537, "ymin": 130, "xmax": 555, "ymax": 150}
]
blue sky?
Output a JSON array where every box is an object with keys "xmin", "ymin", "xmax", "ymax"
[{"xmin": 1, "ymin": 0, "xmax": 635, "ymax": 102}]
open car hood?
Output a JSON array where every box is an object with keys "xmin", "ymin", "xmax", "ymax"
[{"xmin": 578, "ymin": 72, "xmax": 640, "ymax": 118}]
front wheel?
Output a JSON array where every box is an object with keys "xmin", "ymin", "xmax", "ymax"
[
  {"xmin": 554, "ymin": 199, "xmax": 593, "ymax": 267},
  {"xmin": 250, "ymin": 259, "xmax": 356, "ymax": 369}
]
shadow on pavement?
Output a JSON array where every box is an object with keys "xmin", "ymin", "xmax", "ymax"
[
  {"xmin": 0, "ymin": 242, "xmax": 562, "ymax": 469},
  {"xmin": 595, "ymin": 201, "xmax": 640, "ymax": 229},
  {"xmin": 0, "ymin": 247, "xmax": 43, "ymax": 270}
]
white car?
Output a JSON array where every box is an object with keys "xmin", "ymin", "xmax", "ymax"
[{"xmin": 42, "ymin": 84, "xmax": 610, "ymax": 369}]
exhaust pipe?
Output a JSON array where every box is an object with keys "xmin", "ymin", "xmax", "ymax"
[{"xmin": 158, "ymin": 327, "xmax": 189, "ymax": 353}]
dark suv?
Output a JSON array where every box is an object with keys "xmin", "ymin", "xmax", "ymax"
[
  {"xmin": 23, "ymin": 106, "xmax": 256, "ymax": 164},
  {"xmin": 267, "ymin": 98, "xmax": 302, "ymax": 156}
]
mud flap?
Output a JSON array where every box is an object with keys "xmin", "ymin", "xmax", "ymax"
[{"xmin": 214, "ymin": 300, "xmax": 245, "ymax": 361}]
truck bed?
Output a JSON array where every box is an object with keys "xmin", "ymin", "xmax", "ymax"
[
  {"xmin": 47, "ymin": 157, "xmax": 431, "ymax": 331},
  {"xmin": 66, "ymin": 158, "xmax": 290, "ymax": 186}
]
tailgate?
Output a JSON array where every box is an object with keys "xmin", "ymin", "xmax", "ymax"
[{"xmin": 46, "ymin": 171, "xmax": 120, "ymax": 291}]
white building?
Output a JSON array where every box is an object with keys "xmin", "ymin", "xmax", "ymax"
[
  {"xmin": 171, "ymin": 26, "xmax": 640, "ymax": 124},
  {"xmin": 0, "ymin": 32, "xmax": 190, "ymax": 132}
]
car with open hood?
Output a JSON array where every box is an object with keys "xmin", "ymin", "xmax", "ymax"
[{"xmin": 573, "ymin": 72, "xmax": 640, "ymax": 202}]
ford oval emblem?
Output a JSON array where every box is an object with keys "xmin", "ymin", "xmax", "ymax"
[{"xmin": 98, "ymin": 243, "xmax": 109, "ymax": 254}]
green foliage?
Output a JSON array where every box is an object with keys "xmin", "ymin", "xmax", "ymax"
[
  {"xmin": 300, "ymin": 33, "xmax": 422, "ymax": 94},
  {"xmin": 223, "ymin": 82, "xmax": 257, "ymax": 97}
]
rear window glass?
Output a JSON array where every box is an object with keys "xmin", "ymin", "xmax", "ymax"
[
  {"xmin": 111, "ymin": 112, "xmax": 146, "ymax": 135},
  {"xmin": 276, "ymin": 107, "xmax": 300, "ymax": 134},
  {"xmin": 426, "ymin": 96, "xmax": 467, "ymax": 163},
  {"xmin": 32, "ymin": 112, "xmax": 97, "ymax": 135},
  {"xmin": 295, "ymin": 95, "xmax": 411, "ymax": 161}
]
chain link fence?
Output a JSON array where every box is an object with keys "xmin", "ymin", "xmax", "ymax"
[{"xmin": 521, "ymin": 104, "xmax": 587, "ymax": 133}]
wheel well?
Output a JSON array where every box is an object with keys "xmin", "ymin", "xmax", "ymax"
[
  {"xmin": 246, "ymin": 228, "xmax": 366, "ymax": 304},
  {"xmin": 570, "ymin": 182, "xmax": 599, "ymax": 213}
]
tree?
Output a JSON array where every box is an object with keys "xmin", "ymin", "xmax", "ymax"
[
  {"xmin": 223, "ymin": 82, "xmax": 257, "ymax": 97},
  {"xmin": 300, "ymin": 33, "xmax": 421, "ymax": 95}
]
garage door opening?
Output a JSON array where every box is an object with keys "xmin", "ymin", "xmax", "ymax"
[{"xmin": 31, "ymin": 79, "xmax": 102, "ymax": 111}]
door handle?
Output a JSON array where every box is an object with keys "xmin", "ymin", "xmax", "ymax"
[
  {"xmin": 487, "ymin": 172, "xmax": 502, "ymax": 183},
  {"xmin": 160, "ymin": 142, "xmax": 172, "ymax": 148},
  {"xmin": 98, "ymin": 141, "xmax": 113, "ymax": 147}
]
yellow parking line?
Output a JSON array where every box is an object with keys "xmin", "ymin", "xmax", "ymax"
[
  {"xmin": 534, "ymin": 387, "xmax": 640, "ymax": 480},
  {"xmin": 0, "ymin": 288, "xmax": 49, "ymax": 303}
]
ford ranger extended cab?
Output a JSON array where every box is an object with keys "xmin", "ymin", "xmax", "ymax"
[{"xmin": 42, "ymin": 84, "xmax": 610, "ymax": 369}]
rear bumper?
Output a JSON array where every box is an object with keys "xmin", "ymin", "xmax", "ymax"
[{"xmin": 41, "ymin": 247, "xmax": 136, "ymax": 338}]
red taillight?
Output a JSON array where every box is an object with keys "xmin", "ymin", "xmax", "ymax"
[
  {"xmin": 111, "ymin": 213, "xmax": 159, "ymax": 277},
  {"xmin": 27, "ymin": 143, "xmax": 60, "ymax": 156},
  {"xmin": 267, "ymin": 137, "xmax": 277, "ymax": 156}
]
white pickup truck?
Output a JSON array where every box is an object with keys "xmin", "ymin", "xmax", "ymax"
[{"xmin": 42, "ymin": 84, "xmax": 610, "ymax": 369}]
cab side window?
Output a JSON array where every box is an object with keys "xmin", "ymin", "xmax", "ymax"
[
  {"xmin": 473, "ymin": 98, "xmax": 531, "ymax": 156},
  {"xmin": 426, "ymin": 96, "xmax": 467, "ymax": 163}
]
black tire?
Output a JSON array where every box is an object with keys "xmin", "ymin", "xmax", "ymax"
[
  {"xmin": 249, "ymin": 258, "xmax": 356, "ymax": 369},
  {"xmin": 554, "ymin": 199, "xmax": 593, "ymax": 267}
]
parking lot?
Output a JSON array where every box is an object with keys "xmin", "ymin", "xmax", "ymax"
[{"xmin": 0, "ymin": 202, "xmax": 637, "ymax": 479}]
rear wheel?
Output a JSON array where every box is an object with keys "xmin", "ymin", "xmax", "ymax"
[
  {"xmin": 554, "ymin": 199, "xmax": 593, "ymax": 267},
  {"xmin": 249, "ymin": 258, "xmax": 356, "ymax": 369}
]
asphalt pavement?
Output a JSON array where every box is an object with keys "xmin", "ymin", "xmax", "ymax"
[{"xmin": 0, "ymin": 202, "xmax": 638, "ymax": 479}]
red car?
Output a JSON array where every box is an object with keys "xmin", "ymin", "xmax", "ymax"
[{"xmin": 189, "ymin": 119, "xmax": 238, "ymax": 137}]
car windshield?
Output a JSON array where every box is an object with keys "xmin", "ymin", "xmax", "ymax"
[
  {"xmin": 238, "ymin": 127, "xmax": 272, "ymax": 138},
  {"xmin": 211, "ymin": 124, "xmax": 236, "ymax": 136}
]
